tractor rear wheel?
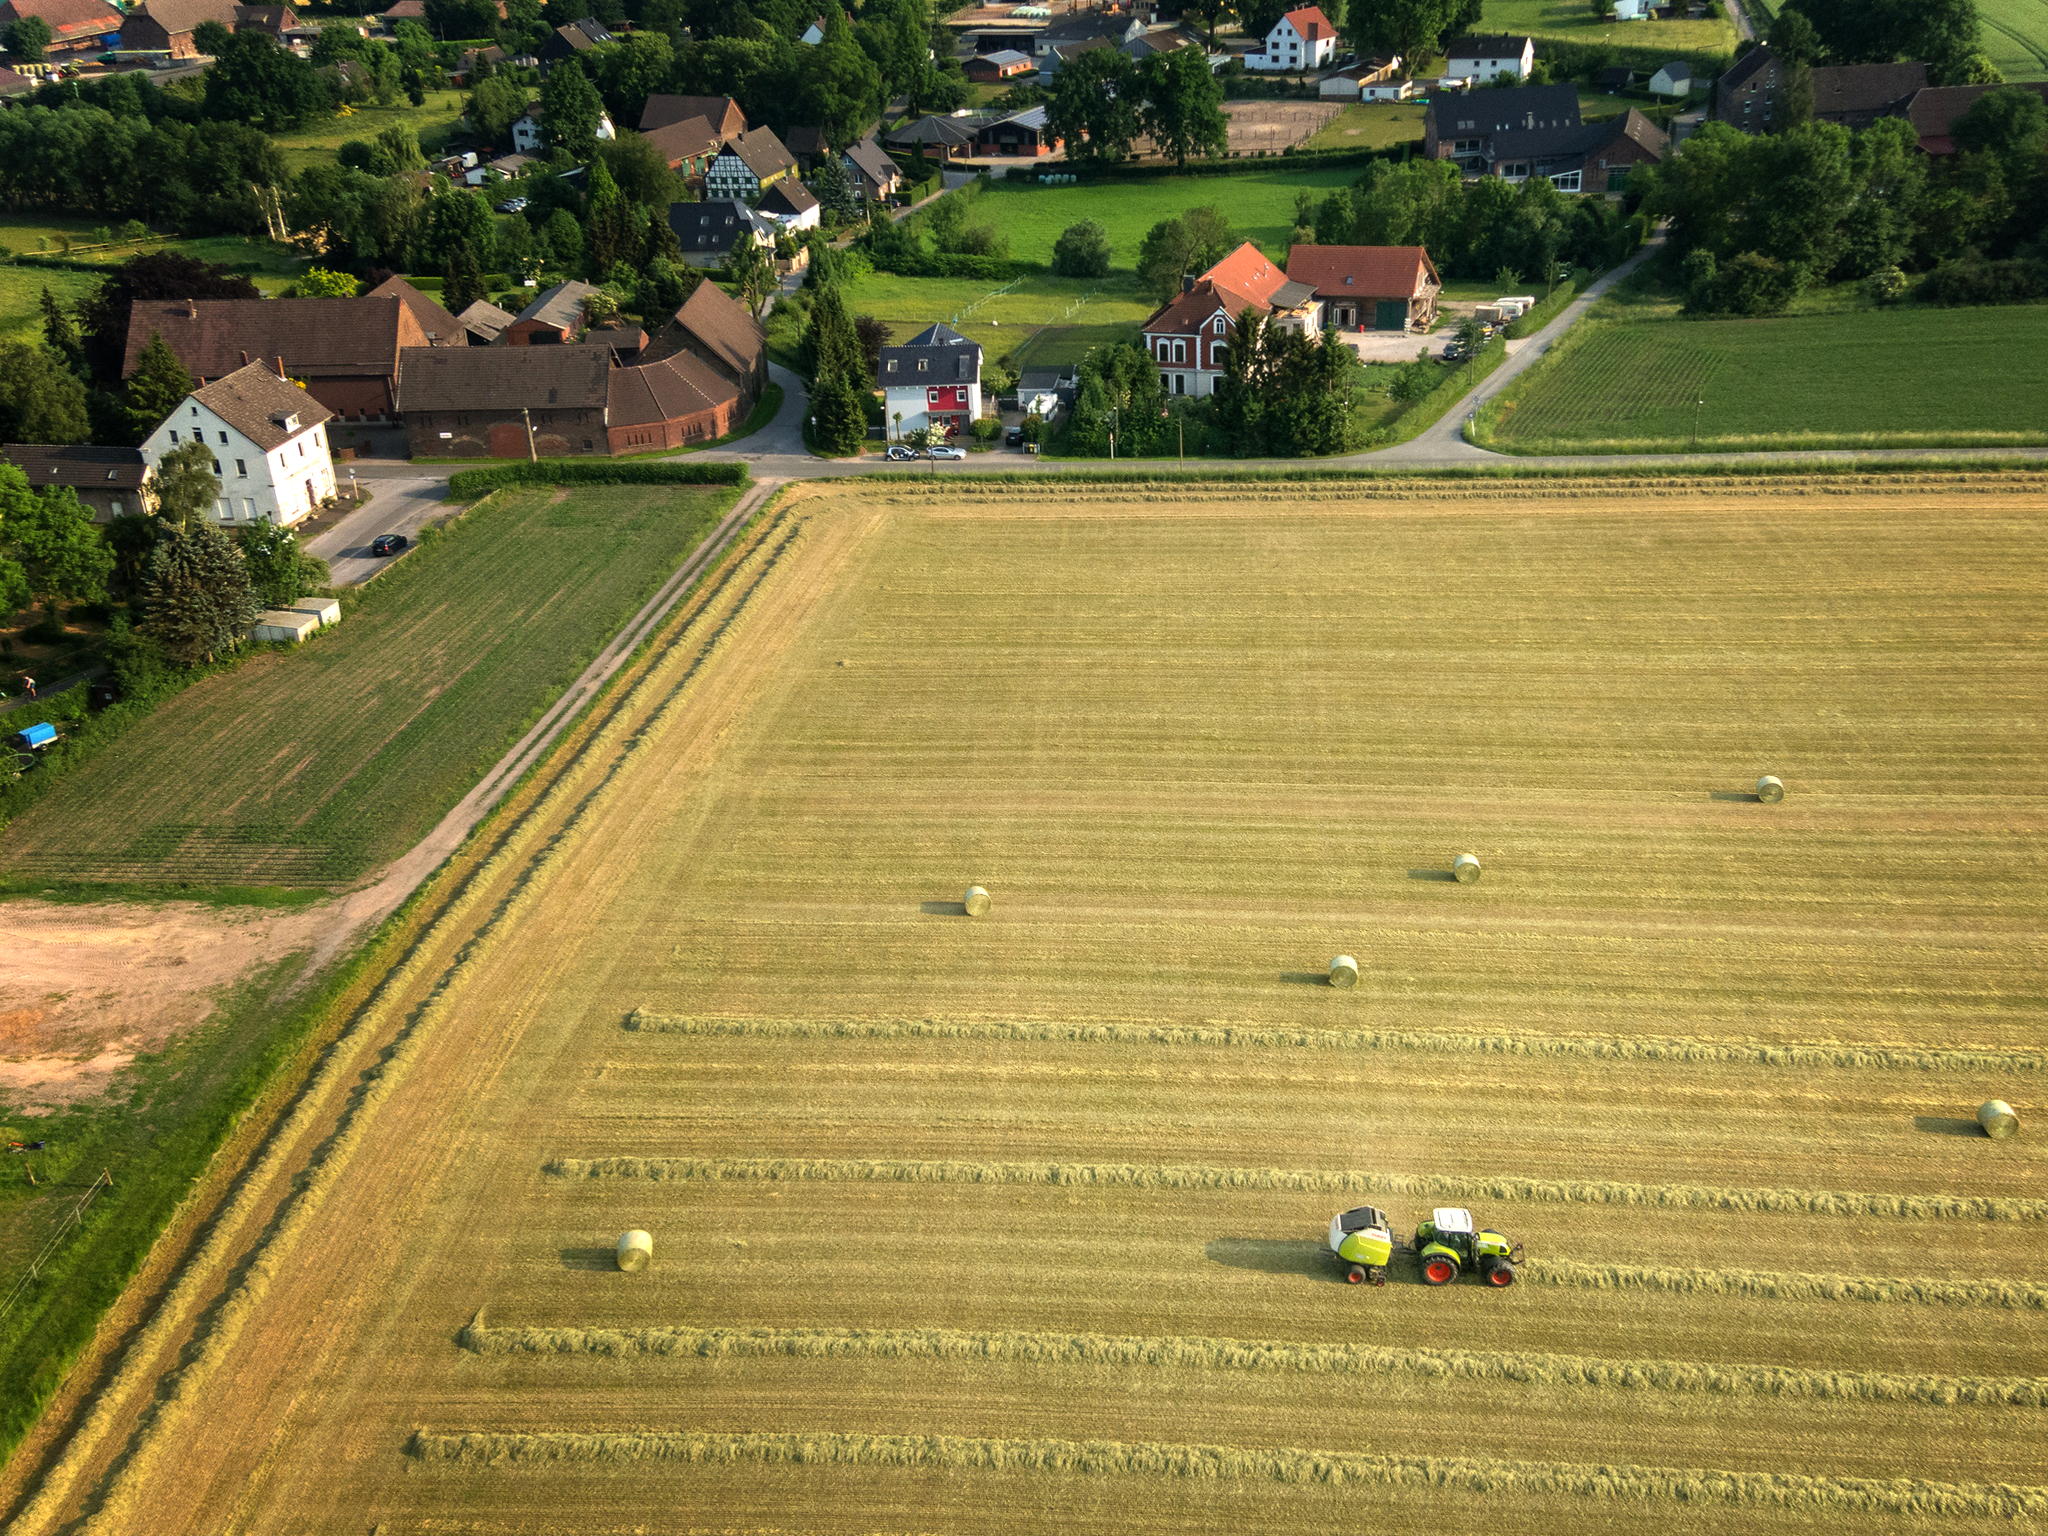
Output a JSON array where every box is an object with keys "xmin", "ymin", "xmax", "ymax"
[
  {"xmin": 1422, "ymin": 1255, "xmax": 1457, "ymax": 1286},
  {"xmin": 1486, "ymin": 1260, "xmax": 1517, "ymax": 1287},
  {"xmin": 1346, "ymin": 1265, "xmax": 1366, "ymax": 1284}
]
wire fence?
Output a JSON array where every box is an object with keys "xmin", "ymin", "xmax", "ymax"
[{"xmin": 0, "ymin": 1169, "xmax": 114, "ymax": 1325}]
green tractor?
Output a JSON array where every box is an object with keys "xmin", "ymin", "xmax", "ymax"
[
  {"xmin": 1415, "ymin": 1207, "xmax": 1521, "ymax": 1287},
  {"xmin": 1327, "ymin": 1204, "xmax": 1395, "ymax": 1285}
]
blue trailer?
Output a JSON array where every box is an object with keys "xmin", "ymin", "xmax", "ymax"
[{"xmin": 14, "ymin": 723, "xmax": 57, "ymax": 752}]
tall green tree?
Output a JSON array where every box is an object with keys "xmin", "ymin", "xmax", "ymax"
[
  {"xmin": 728, "ymin": 227, "xmax": 776, "ymax": 315},
  {"xmin": 598, "ymin": 131, "xmax": 682, "ymax": 209},
  {"xmin": 150, "ymin": 439, "xmax": 222, "ymax": 531},
  {"xmin": 8, "ymin": 484, "xmax": 114, "ymax": 619},
  {"xmin": 40, "ymin": 287, "xmax": 86, "ymax": 377},
  {"xmin": 582, "ymin": 158, "xmax": 641, "ymax": 278},
  {"xmin": 1344, "ymin": 0, "xmax": 1461, "ymax": 73},
  {"xmin": 1138, "ymin": 45, "xmax": 1228, "ymax": 167},
  {"xmin": 444, "ymin": 240, "xmax": 488, "ymax": 312},
  {"xmin": 3, "ymin": 14, "xmax": 52, "ymax": 61},
  {"xmin": 0, "ymin": 343, "xmax": 89, "ymax": 445},
  {"xmin": 146, "ymin": 521, "xmax": 258, "ymax": 666},
  {"xmin": 468, "ymin": 73, "xmax": 530, "ymax": 144},
  {"xmin": 125, "ymin": 330, "xmax": 196, "ymax": 436},
  {"xmin": 808, "ymin": 151, "xmax": 864, "ymax": 225},
  {"xmin": 540, "ymin": 58, "xmax": 606, "ymax": 160},
  {"xmin": 236, "ymin": 523, "xmax": 329, "ymax": 609},
  {"xmin": 644, "ymin": 206, "xmax": 684, "ymax": 264},
  {"xmin": 1047, "ymin": 47, "xmax": 1141, "ymax": 166},
  {"xmin": 1051, "ymin": 219, "xmax": 1112, "ymax": 278},
  {"xmin": 425, "ymin": 0, "xmax": 501, "ymax": 38},
  {"xmin": 203, "ymin": 30, "xmax": 324, "ymax": 131},
  {"xmin": 801, "ymin": 282, "xmax": 868, "ymax": 454},
  {"xmin": 1135, "ymin": 205, "xmax": 1238, "ymax": 302},
  {"xmin": 795, "ymin": 7, "xmax": 884, "ymax": 147},
  {"xmin": 0, "ymin": 467, "xmax": 42, "ymax": 621}
]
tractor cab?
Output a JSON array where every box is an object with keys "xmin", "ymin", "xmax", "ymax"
[
  {"xmin": 1415, "ymin": 1207, "xmax": 1521, "ymax": 1287},
  {"xmin": 1327, "ymin": 1204, "xmax": 1394, "ymax": 1286}
]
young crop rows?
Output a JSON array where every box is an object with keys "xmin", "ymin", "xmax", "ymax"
[{"xmin": 23, "ymin": 477, "xmax": 2048, "ymax": 1536}]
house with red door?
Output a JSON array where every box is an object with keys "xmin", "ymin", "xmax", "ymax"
[{"xmin": 879, "ymin": 323, "xmax": 981, "ymax": 439}]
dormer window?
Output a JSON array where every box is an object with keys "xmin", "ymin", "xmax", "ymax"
[
  {"xmin": 917, "ymin": 358, "xmax": 928, "ymax": 372},
  {"xmin": 886, "ymin": 359, "xmax": 897, "ymax": 373},
  {"xmin": 1344, "ymin": 275, "xmax": 1353, "ymax": 285}
]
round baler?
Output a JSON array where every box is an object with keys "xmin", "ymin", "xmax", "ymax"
[{"xmin": 1327, "ymin": 1204, "xmax": 1393, "ymax": 1285}]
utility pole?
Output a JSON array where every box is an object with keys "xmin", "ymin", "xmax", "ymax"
[
  {"xmin": 1692, "ymin": 395, "xmax": 1703, "ymax": 453},
  {"xmin": 522, "ymin": 406, "xmax": 537, "ymax": 462}
]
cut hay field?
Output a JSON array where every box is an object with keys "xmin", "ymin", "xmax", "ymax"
[
  {"xmin": 0, "ymin": 481, "xmax": 739, "ymax": 888},
  {"xmin": 15, "ymin": 473, "xmax": 2048, "ymax": 1535},
  {"xmin": 1479, "ymin": 305, "xmax": 2048, "ymax": 453}
]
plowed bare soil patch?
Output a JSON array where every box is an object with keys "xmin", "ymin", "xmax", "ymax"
[{"xmin": 18, "ymin": 476, "xmax": 2048, "ymax": 1536}]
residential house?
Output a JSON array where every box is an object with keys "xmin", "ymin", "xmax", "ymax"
[
  {"xmin": 367, "ymin": 274, "xmax": 462, "ymax": 347},
  {"xmin": 705, "ymin": 125, "xmax": 796, "ymax": 201},
  {"xmin": 1318, "ymin": 57, "xmax": 1404, "ymax": 97},
  {"xmin": 1810, "ymin": 61, "xmax": 1927, "ymax": 128},
  {"xmin": 1247, "ymin": 6, "xmax": 1336, "ymax": 72},
  {"xmin": 538, "ymin": 16, "xmax": 611, "ymax": 71},
  {"xmin": 1137, "ymin": 241, "xmax": 1321, "ymax": 400},
  {"xmin": 121, "ymin": 0, "xmax": 239, "ymax": 58},
  {"xmin": 1441, "ymin": 33, "xmax": 1537, "ymax": 84},
  {"xmin": 641, "ymin": 93, "xmax": 747, "ymax": 139},
  {"xmin": 121, "ymin": 295, "xmax": 430, "ymax": 421},
  {"xmin": 505, "ymin": 280, "xmax": 599, "ymax": 344},
  {"xmin": 0, "ymin": 65, "xmax": 36, "ymax": 96},
  {"xmin": 1283, "ymin": 244, "xmax": 1441, "ymax": 331},
  {"xmin": 844, "ymin": 136, "xmax": 902, "ymax": 202},
  {"xmin": 140, "ymin": 360, "xmax": 336, "ymax": 527},
  {"xmin": 974, "ymin": 105, "xmax": 1058, "ymax": 156},
  {"xmin": 639, "ymin": 279, "xmax": 768, "ymax": 404},
  {"xmin": 1123, "ymin": 26, "xmax": 1222, "ymax": 65},
  {"xmin": 667, "ymin": 199, "xmax": 773, "ymax": 268},
  {"xmin": 512, "ymin": 100, "xmax": 617, "ymax": 154},
  {"xmin": 488, "ymin": 152, "xmax": 535, "ymax": 178},
  {"xmin": 1907, "ymin": 80, "xmax": 2048, "ymax": 153},
  {"xmin": 1425, "ymin": 81, "xmax": 1579, "ymax": 167},
  {"xmin": 1648, "ymin": 60, "xmax": 1691, "ymax": 96},
  {"xmin": 396, "ymin": 345, "xmax": 613, "ymax": 457},
  {"xmin": 879, "ymin": 322, "xmax": 982, "ymax": 439},
  {"xmin": 758, "ymin": 179, "xmax": 820, "ymax": 229},
  {"xmin": 0, "ymin": 0, "xmax": 122, "ymax": 57},
  {"xmin": 456, "ymin": 298, "xmax": 515, "ymax": 345},
  {"xmin": 641, "ymin": 114, "xmax": 721, "ymax": 180},
  {"xmin": 1612, "ymin": 0, "xmax": 1650, "ymax": 17},
  {"xmin": 885, "ymin": 113, "xmax": 977, "ymax": 163},
  {"xmin": 783, "ymin": 124, "xmax": 829, "ymax": 172},
  {"xmin": 0, "ymin": 444, "xmax": 148, "ymax": 522},
  {"xmin": 230, "ymin": 4, "xmax": 293, "ymax": 38},
  {"xmin": 1032, "ymin": 10, "xmax": 1143, "ymax": 61},
  {"xmin": 1714, "ymin": 42, "xmax": 1782, "ymax": 131},
  {"xmin": 1427, "ymin": 87, "xmax": 1666, "ymax": 192},
  {"xmin": 447, "ymin": 42, "xmax": 507, "ymax": 83},
  {"xmin": 965, "ymin": 48, "xmax": 1034, "ymax": 81}
]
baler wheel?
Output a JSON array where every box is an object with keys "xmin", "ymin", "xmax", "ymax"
[
  {"xmin": 1346, "ymin": 1265, "xmax": 1366, "ymax": 1284},
  {"xmin": 1369, "ymin": 1266, "xmax": 1387, "ymax": 1287},
  {"xmin": 1422, "ymin": 1256, "xmax": 1457, "ymax": 1286}
]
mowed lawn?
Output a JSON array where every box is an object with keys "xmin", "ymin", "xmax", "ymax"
[
  {"xmin": 1980, "ymin": 0, "xmax": 2048, "ymax": 78},
  {"xmin": 0, "ymin": 482, "xmax": 738, "ymax": 886},
  {"xmin": 842, "ymin": 269, "xmax": 1157, "ymax": 363},
  {"xmin": 1486, "ymin": 304, "xmax": 2048, "ymax": 451},
  {"xmin": 1303, "ymin": 102, "xmax": 1426, "ymax": 150},
  {"xmin": 1478, "ymin": 0, "xmax": 1737, "ymax": 54},
  {"xmin": 973, "ymin": 167, "xmax": 1360, "ymax": 268},
  {"xmin": 0, "ymin": 265, "xmax": 99, "ymax": 345},
  {"xmin": 269, "ymin": 93, "xmax": 468, "ymax": 173},
  {"xmin": 105, "ymin": 476, "xmax": 2048, "ymax": 1535}
]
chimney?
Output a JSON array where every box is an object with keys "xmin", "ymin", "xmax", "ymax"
[
  {"xmin": 186, "ymin": 299, "xmax": 197, "ymax": 318},
  {"xmin": 276, "ymin": 356, "xmax": 286, "ymax": 379},
  {"xmin": 241, "ymin": 350, "xmax": 249, "ymax": 366},
  {"xmin": 1181, "ymin": 274, "xmax": 1194, "ymax": 293}
]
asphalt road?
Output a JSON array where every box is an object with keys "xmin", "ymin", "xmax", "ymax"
[{"xmin": 303, "ymin": 475, "xmax": 448, "ymax": 587}]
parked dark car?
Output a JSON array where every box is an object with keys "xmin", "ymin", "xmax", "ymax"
[
  {"xmin": 1005, "ymin": 426, "xmax": 1025, "ymax": 447},
  {"xmin": 369, "ymin": 533, "xmax": 409, "ymax": 556}
]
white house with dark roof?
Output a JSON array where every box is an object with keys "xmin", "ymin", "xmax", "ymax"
[
  {"xmin": 1248, "ymin": 6, "xmax": 1337, "ymax": 72},
  {"xmin": 140, "ymin": 360, "xmax": 336, "ymax": 527},
  {"xmin": 758, "ymin": 179, "xmax": 820, "ymax": 229},
  {"xmin": 879, "ymin": 323, "xmax": 982, "ymax": 439},
  {"xmin": 668, "ymin": 199, "xmax": 775, "ymax": 268},
  {"xmin": 512, "ymin": 99, "xmax": 616, "ymax": 154},
  {"xmin": 1442, "ymin": 34, "xmax": 1537, "ymax": 84}
]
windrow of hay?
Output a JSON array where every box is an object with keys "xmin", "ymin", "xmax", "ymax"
[
  {"xmin": 623, "ymin": 1010, "xmax": 2048, "ymax": 1076},
  {"xmin": 18, "ymin": 504, "xmax": 810, "ymax": 1536},
  {"xmin": 453, "ymin": 1319, "xmax": 2048, "ymax": 1409},
  {"xmin": 540, "ymin": 1156, "xmax": 2048, "ymax": 1222},
  {"xmin": 403, "ymin": 1429, "xmax": 2048, "ymax": 1519},
  {"xmin": 1528, "ymin": 1260, "xmax": 2048, "ymax": 1311}
]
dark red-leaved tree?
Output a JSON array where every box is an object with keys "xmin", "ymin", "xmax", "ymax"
[{"xmin": 78, "ymin": 252, "xmax": 262, "ymax": 385}]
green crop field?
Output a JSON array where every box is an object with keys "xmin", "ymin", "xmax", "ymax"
[
  {"xmin": 1482, "ymin": 303, "xmax": 2048, "ymax": 452},
  {"xmin": 0, "ymin": 481, "xmax": 738, "ymax": 887},
  {"xmin": 30, "ymin": 472, "xmax": 2048, "ymax": 1536},
  {"xmin": 1478, "ymin": 0, "xmax": 1738, "ymax": 55},
  {"xmin": 974, "ymin": 167, "xmax": 1360, "ymax": 268},
  {"xmin": 840, "ymin": 270, "xmax": 1158, "ymax": 365},
  {"xmin": 1980, "ymin": 0, "xmax": 2048, "ymax": 78}
]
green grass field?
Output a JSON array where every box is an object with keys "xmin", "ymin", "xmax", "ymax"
[
  {"xmin": 0, "ymin": 482, "xmax": 738, "ymax": 887},
  {"xmin": 1482, "ymin": 303, "xmax": 2048, "ymax": 452},
  {"xmin": 269, "ymin": 92, "xmax": 468, "ymax": 173},
  {"xmin": 973, "ymin": 168, "xmax": 1361, "ymax": 269},
  {"xmin": 1980, "ymin": 0, "xmax": 2048, "ymax": 78},
  {"xmin": 1477, "ymin": 0, "xmax": 1738, "ymax": 55},
  {"xmin": 0, "ymin": 266, "xmax": 99, "ymax": 345},
  {"xmin": 1303, "ymin": 103, "xmax": 1426, "ymax": 150},
  {"xmin": 841, "ymin": 270, "xmax": 1159, "ymax": 366}
]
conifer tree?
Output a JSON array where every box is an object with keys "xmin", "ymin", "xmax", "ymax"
[
  {"xmin": 643, "ymin": 206, "xmax": 683, "ymax": 265},
  {"xmin": 443, "ymin": 240, "xmax": 487, "ymax": 313},
  {"xmin": 126, "ymin": 330, "xmax": 196, "ymax": 436},
  {"xmin": 146, "ymin": 521, "xmax": 259, "ymax": 665}
]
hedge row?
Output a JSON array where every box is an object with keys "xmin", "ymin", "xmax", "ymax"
[
  {"xmin": 1039, "ymin": 145, "xmax": 1394, "ymax": 184},
  {"xmin": 868, "ymin": 250, "xmax": 1039, "ymax": 281},
  {"xmin": 445, "ymin": 461, "xmax": 750, "ymax": 499}
]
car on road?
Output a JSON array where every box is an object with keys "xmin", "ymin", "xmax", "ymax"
[
  {"xmin": 369, "ymin": 533, "xmax": 409, "ymax": 556},
  {"xmin": 928, "ymin": 444, "xmax": 966, "ymax": 460},
  {"xmin": 885, "ymin": 444, "xmax": 921, "ymax": 460},
  {"xmin": 1005, "ymin": 427, "xmax": 1026, "ymax": 447}
]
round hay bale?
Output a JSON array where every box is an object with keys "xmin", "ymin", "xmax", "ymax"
[
  {"xmin": 1453, "ymin": 854, "xmax": 1482, "ymax": 884},
  {"xmin": 616, "ymin": 1230, "xmax": 654, "ymax": 1272},
  {"xmin": 1329, "ymin": 955, "xmax": 1359, "ymax": 989},
  {"xmin": 1978, "ymin": 1101, "xmax": 2021, "ymax": 1140},
  {"xmin": 1756, "ymin": 775, "xmax": 1785, "ymax": 804},
  {"xmin": 963, "ymin": 885, "xmax": 991, "ymax": 917}
]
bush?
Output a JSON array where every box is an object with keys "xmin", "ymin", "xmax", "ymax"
[
  {"xmin": 444, "ymin": 461, "xmax": 750, "ymax": 499},
  {"xmin": 1050, "ymin": 220, "xmax": 1112, "ymax": 278},
  {"xmin": 1917, "ymin": 254, "xmax": 2048, "ymax": 306},
  {"xmin": 970, "ymin": 415, "xmax": 1001, "ymax": 443}
]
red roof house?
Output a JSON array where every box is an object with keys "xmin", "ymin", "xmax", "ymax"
[{"xmin": 1281, "ymin": 244, "xmax": 1441, "ymax": 331}]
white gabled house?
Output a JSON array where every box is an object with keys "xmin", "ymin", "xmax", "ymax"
[
  {"xmin": 1441, "ymin": 34, "xmax": 1537, "ymax": 84},
  {"xmin": 878, "ymin": 323, "xmax": 982, "ymax": 439},
  {"xmin": 511, "ymin": 100, "xmax": 618, "ymax": 155},
  {"xmin": 1248, "ymin": 6, "xmax": 1337, "ymax": 72},
  {"xmin": 141, "ymin": 361, "xmax": 337, "ymax": 528}
]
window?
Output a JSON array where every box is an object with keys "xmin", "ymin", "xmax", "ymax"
[
  {"xmin": 305, "ymin": 478, "xmax": 314, "ymax": 506},
  {"xmin": 1549, "ymin": 170, "xmax": 1580, "ymax": 192},
  {"xmin": 168, "ymin": 429, "xmax": 179, "ymax": 444},
  {"xmin": 216, "ymin": 497, "xmax": 231, "ymax": 518},
  {"xmin": 244, "ymin": 498, "xmax": 257, "ymax": 517},
  {"xmin": 236, "ymin": 459, "xmax": 247, "ymax": 476},
  {"xmin": 212, "ymin": 458, "xmax": 222, "ymax": 474},
  {"xmin": 917, "ymin": 358, "xmax": 928, "ymax": 372},
  {"xmin": 886, "ymin": 359, "xmax": 898, "ymax": 373},
  {"xmin": 1213, "ymin": 316, "xmax": 1225, "ymax": 333},
  {"xmin": 109, "ymin": 500, "xmax": 123, "ymax": 516},
  {"xmin": 1159, "ymin": 371, "xmax": 1169, "ymax": 390},
  {"xmin": 1174, "ymin": 374, "xmax": 1185, "ymax": 395},
  {"xmin": 1344, "ymin": 275, "xmax": 1354, "ymax": 285},
  {"xmin": 218, "ymin": 430, "xmax": 228, "ymax": 445},
  {"xmin": 1173, "ymin": 340, "xmax": 1186, "ymax": 362}
]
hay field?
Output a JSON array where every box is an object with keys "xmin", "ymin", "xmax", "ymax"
[{"xmin": 21, "ymin": 473, "xmax": 2048, "ymax": 1536}]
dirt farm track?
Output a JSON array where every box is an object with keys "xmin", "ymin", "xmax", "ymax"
[{"xmin": 11, "ymin": 473, "xmax": 2048, "ymax": 1535}]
